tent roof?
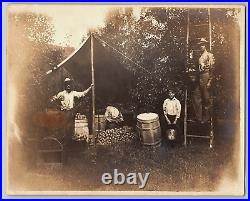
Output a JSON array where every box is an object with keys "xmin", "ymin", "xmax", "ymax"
[{"xmin": 45, "ymin": 35, "xmax": 135, "ymax": 109}]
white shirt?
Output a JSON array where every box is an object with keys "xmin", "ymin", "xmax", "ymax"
[
  {"xmin": 105, "ymin": 106, "xmax": 123, "ymax": 123},
  {"xmin": 52, "ymin": 90, "xmax": 88, "ymax": 111},
  {"xmin": 198, "ymin": 50, "xmax": 215, "ymax": 72},
  {"xmin": 163, "ymin": 97, "xmax": 181, "ymax": 118}
]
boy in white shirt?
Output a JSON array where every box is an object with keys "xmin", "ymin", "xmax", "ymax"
[{"xmin": 163, "ymin": 89, "xmax": 181, "ymax": 127}]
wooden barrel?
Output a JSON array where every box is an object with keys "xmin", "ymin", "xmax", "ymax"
[
  {"xmin": 136, "ymin": 113, "xmax": 161, "ymax": 145},
  {"xmin": 94, "ymin": 115, "xmax": 106, "ymax": 132},
  {"xmin": 73, "ymin": 114, "xmax": 89, "ymax": 141}
]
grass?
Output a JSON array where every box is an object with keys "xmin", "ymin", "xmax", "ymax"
[{"xmin": 8, "ymin": 134, "xmax": 236, "ymax": 193}]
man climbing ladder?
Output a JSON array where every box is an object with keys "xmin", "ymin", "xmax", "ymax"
[{"xmin": 184, "ymin": 8, "xmax": 215, "ymax": 148}]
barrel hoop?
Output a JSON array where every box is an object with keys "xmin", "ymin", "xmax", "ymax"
[
  {"xmin": 137, "ymin": 118, "xmax": 159, "ymax": 124},
  {"xmin": 136, "ymin": 122, "xmax": 160, "ymax": 128},
  {"xmin": 141, "ymin": 139, "xmax": 162, "ymax": 146},
  {"xmin": 136, "ymin": 125, "xmax": 161, "ymax": 131}
]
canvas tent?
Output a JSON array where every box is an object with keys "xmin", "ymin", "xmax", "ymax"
[
  {"xmin": 46, "ymin": 35, "xmax": 135, "ymax": 106},
  {"xmin": 44, "ymin": 35, "xmax": 135, "ymax": 137}
]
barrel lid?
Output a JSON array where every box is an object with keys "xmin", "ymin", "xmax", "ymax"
[
  {"xmin": 75, "ymin": 114, "xmax": 87, "ymax": 120},
  {"xmin": 137, "ymin": 113, "xmax": 158, "ymax": 121}
]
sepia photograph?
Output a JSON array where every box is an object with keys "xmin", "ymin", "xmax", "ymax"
[{"xmin": 4, "ymin": 3, "xmax": 246, "ymax": 197}]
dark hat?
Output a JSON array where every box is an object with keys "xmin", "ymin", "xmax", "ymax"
[
  {"xmin": 186, "ymin": 68, "xmax": 197, "ymax": 75},
  {"xmin": 168, "ymin": 88, "xmax": 176, "ymax": 94},
  {"xmin": 198, "ymin": 38, "xmax": 209, "ymax": 45}
]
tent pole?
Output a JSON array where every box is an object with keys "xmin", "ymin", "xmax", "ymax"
[
  {"xmin": 91, "ymin": 33, "xmax": 96, "ymax": 145},
  {"xmin": 184, "ymin": 9, "xmax": 190, "ymax": 147},
  {"xmin": 208, "ymin": 8, "xmax": 212, "ymax": 52}
]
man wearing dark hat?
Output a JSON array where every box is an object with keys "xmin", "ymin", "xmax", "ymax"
[{"xmin": 197, "ymin": 38, "xmax": 215, "ymax": 122}]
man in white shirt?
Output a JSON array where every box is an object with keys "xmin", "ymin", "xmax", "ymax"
[
  {"xmin": 50, "ymin": 78, "xmax": 93, "ymax": 141},
  {"xmin": 50, "ymin": 78, "xmax": 93, "ymax": 111},
  {"xmin": 163, "ymin": 89, "xmax": 181, "ymax": 126},
  {"xmin": 104, "ymin": 105, "xmax": 124, "ymax": 129}
]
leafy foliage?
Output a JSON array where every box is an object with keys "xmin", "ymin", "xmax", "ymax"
[
  {"xmin": 95, "ymin": 7, "xmax": 240, "ymax": 119},
  {"xmin": 8, "ymin": 8, "xmax": 241, "ymax": 138},
  {"xmin": 8, "ymin": 12, "xmax": 70, "ymax": 134}
]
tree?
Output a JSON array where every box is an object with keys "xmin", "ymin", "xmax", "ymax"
[
  {"xmin": 7, "ymin": 12, "xmax": 67, "ymax": 134},
  {"xmin": 96, "ymin": 7, "xmax": 188, "ymax": 113},
  {"xmin": 95, "ymin": 7, "xmax": 241, "ymax": 120},
  {"xmin": 210, "ymin": 8, "xmax": 241, "ymax": 119}
]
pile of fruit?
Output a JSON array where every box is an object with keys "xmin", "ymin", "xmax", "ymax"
[{"xmin": 97, "ymin": 127, "xmax": 137, "ymax": 145}]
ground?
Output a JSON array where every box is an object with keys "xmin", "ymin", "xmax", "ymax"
[{"xmin": 7, "ymin": 120, "xmax": 238, "ymax": 193}]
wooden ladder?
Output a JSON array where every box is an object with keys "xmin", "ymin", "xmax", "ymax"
[{"xmin": 184, "ymin": 8, "xmax": 214, "ymax": 148}]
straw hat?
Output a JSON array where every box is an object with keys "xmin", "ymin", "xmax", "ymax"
[{"xmin": 64, "ymin": 78, "xmax": 71, "ymax": 82}]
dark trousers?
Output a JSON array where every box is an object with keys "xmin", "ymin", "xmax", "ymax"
[
  {"xmin": 166, "ymin": 114, "xmax": 179, "ymax": 130},
  {"xmin": 191, "ymin": 84, "xmax": 202, "ymax": 121},
  {"xmin": 62, "ymin": 110, "xmax": 75, "ymax": 143},
  {"xmin": 199, "ymin": 72, "xmax": 212, "ymax": 122},
  {"xmin": 191, "ymin": 72, "xmax": 212, "ymax": 122}
]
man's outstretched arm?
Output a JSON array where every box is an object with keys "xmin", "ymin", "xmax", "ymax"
[{"xmin": 74, "ymin": 83, "xmax": 94, "ymax": 98}]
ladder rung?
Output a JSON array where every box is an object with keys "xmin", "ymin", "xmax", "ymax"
[
  {"xmin": 189, "ymin": 43, "xmax": 208, "ymax": 46},
  {"xmin": 186, "ymin": 120, "xmax": 212, "ymax": 124},
  {"xmin": 189, "ymin": 40, "xmax": 209, "ymax": 44},
  {"xmin": 191, "ymin": 23, "xmax": 209, "ymax": 27},
  {"xmin": 189, "ymin": 46, "xmax": 205, "ymax": 50},
  {"xmin": 189, "ymin": 37, "xmax": 209, "ymax": 41},
  {"xmin": 186, "ymin": 135, "xmax": 210, "ymax": 139},
  {"xmin": 187, "ymin": 119, "xmax": 197, "ymax": 122}
]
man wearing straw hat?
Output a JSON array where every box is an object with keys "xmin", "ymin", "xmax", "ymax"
[{"xmin": 197, "ymin": 38, "xmax": 215, "ymax": 123}]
